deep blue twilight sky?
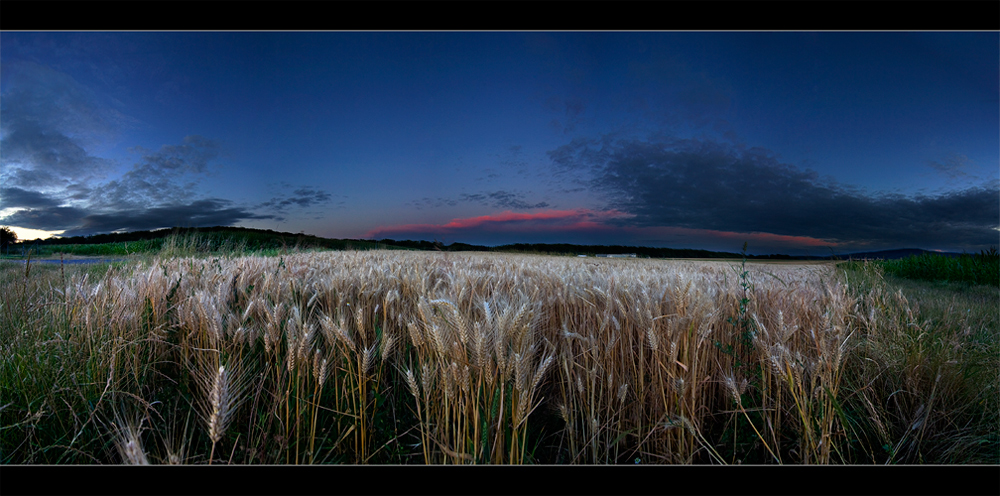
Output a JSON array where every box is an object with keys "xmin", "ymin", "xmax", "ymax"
[{"xmin": 1, "ymin": 32, "xmax": 997, "ymax": 255}]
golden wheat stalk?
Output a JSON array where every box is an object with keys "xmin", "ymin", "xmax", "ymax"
[{"xmin": 190, "ymin": 347, "xmax": 251, "ymax": 464}]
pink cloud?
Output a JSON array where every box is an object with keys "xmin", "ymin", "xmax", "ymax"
[
  {"xmin": 365, "ymin": 209, "xmax": 633, "ymax": 238},
  {"xmin": 676, "ymin": 227, "xmax": 838, "ymax": 248},
  {"xmin": 365, "ymin": 208, "xmax": 838, "ymax": 252},
  {"xmin": 620, "ymin": 225, "xmax": 839, "ymax": 248}
]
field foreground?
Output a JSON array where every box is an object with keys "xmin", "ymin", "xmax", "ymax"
[{"xmin": 2, "ymin": 251, "xmax": 996, "ymax": 464}]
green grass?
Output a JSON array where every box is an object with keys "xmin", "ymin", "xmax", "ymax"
[
  {"xmin": 834, "ymin": 261, "xmax": 999, "ymax": 463},
  {"xmin": 877, "ymin": 248, "xmax": 999, "ymax": 287},
  {"xmin": 6, "ymin": 239, "xmax": 163, "ymax": 258}
]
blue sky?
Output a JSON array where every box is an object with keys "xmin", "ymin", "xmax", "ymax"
[{"xmin": 1, "ymin": 32, "xmax": 997, "ymax": 255}]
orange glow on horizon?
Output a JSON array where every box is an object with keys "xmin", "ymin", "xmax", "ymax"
[
  {"xmin": 365, "ymin": 210, "xmax": 838, "ymax": 250},
  {"xmin": 2, "ymin": 225, "xmax": 65, "ymax": 241},
  {"xmin": 365, "ymin": 209, "xmax": 633, "ymax": 238}
]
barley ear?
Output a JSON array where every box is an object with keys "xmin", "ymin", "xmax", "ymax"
[{"xmin": 111, "ymin": 412, "xmax": 149, "ymax": 465}]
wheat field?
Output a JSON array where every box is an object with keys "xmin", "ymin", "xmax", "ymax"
[{"xmin": 2, "ymin": 250, "xmax": 996, "ymax": 464}]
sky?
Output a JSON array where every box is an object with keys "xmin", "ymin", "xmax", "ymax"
[{"xmin": 1, "ymin": 32, "xmax": 997, "ymax": 256}]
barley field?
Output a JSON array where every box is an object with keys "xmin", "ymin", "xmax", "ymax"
[{"xmin": 2, "ymin": 250, "xmax": 996, "ymax": 464}]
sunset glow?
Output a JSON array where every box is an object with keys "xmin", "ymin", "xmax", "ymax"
[{"xmin": 2, "ymin": 31, "xmax": 996, "ymax": 254}]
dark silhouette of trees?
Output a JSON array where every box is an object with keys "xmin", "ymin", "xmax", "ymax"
[{"xmin": 1, "ymin": 226, "xmax": 17, "ymax": 254}]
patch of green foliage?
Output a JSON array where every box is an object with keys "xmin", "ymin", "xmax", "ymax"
[
  {"xmin": 835, "ymin": 260, "xmax": 1000, "ymax": 463},
  {"xmin": 880, "ymin": 247, "xmax": 999, "ymax": 287}
]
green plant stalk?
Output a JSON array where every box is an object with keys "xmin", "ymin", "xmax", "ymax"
[
  {"xmin": 735, "ymin": 397, "xmax": 780, "ymax": 463},
  {"xmin": 308, "ymin": 380, "xmax": 321, "ymax": 463},
  {"xmin": 284, "ymin": 369, "xmax": 292, "ymax": 464}
]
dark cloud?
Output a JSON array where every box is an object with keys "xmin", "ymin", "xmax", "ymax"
[
  {"xmin": 459, "ymin": 193, "xmax": 486, "ymax": 203},
  {"xmin": 406, "ymin": 190, "xmax": 550, "ymax": 211},
  {"xmin": 131, "ymin": 135, "xmax": 220, "ymax": 174},
  {"xmin": 59, "ymin": 199, "xmax": 274, "ymax": 237},
  {"xmin": 404, "ymin": 190, "xmax": 550, "ymax": 212},
  {"xmin": 491, "ymin": 144, "xmax": 533, "ymax": 177},
  {"xmin": 63, "ymin": 183, "xmax": 93, "ymax": 202},
  {"xmin": 0, "ymin": 187, "xmax": 64, "ymax": 209},
  {"xmin": 0, "ymin": 63, "xmax": 256, "ymax": 237},
  {"xmin": 85, "ymin": 136, "xmax": 223, "ymax": 210},
  {"xmin": 293, "ymin": 188, "xmax": 332, "ymax": 204},
  {"xmin": 549, "ymin": 136, "xmax": 999, "ymax": 250},
  {"xmin": 0, "ymin": 63, "xmax": 229, "ymax": 236},
  {"xmin": 0, "ymin": 61, "xmax": 119, "ymax": 188},
  {"xmin": 1, "ymin": 168, "xmax": 63, "ymax": 190},
  {"xmin": 2, "ymin": 206, "xmax": 89, "ymax": 232},
  {"xmin": 0, "ymin": 120, "xmax": 111, "ymax": 188},
  {"xmin": 927, "ymin": 153, "xmax": 971, "ymax": 179},
  {"xmin": 259, "ymin": 187, "xmax": 335, "ymax": 212},
  {"xmin": 3, "ymin": 199, "xmax": 272, "ymax": 236},
  {"xmin": 459, "ymin": 190, "xmax": 549, "ymax": 210},
  {"xmin": 0, "ymin": 61, "xmax": 321, "ymax": 238},
  {"xmin": 475, "ymin": 167, "xmax": 501, "ymax": 182},
  {"xmin": 406, "ymin": 197, "xmax": 458, "ymax": 210}
]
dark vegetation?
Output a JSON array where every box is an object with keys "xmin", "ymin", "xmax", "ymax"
[
  {"xmin": 4, "ymin": 226, "xmax": 406, "ymax": 258},
  {"xmin": 5, "ymin": 225, "xmax": 996, "ymax": 290},
  {"xmin": 840, "ymin": 246, "xmax": 999, "ymax": 288},
  {"xmin": 0, "ymin": 226, "xmax": 17, "ymax": 251},
  {"xmin": 0, "ymin": 225, "xmax": 871, "ymax": 260},
  {"xmin": 880, "ymin": 247, "xmax": 999, "ymax": 287}
]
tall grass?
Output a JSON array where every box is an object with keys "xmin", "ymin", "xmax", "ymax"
[
  {"xmin": 838, "ymin": 261, "xmax": 999, "ymax": 463},
  {"xmin": 879, "ymin": 248, "xmax": 999, "ymax": 287},
  {"xmin": 2, "ymin": 250, "xmax": 996, "ymax": 464},
  {"xmin": 1, "ymin": 239, "xmax": 163, "ymax": 258}
]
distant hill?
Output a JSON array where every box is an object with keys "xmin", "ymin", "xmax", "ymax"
[
  {"xmin": 21, "ymin": 227, "xmax": 978, "ymax": 261},
  {"xmin": 400, "ymin": 242, "xmax": 972, "ymax": 261},
  {"xmin": 28, "ymin": 226, "xmax": 407, "ymax": 252},
  {"xmin": 383, "ymin": 240, "xmax": 805, "ymax": 259}
]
